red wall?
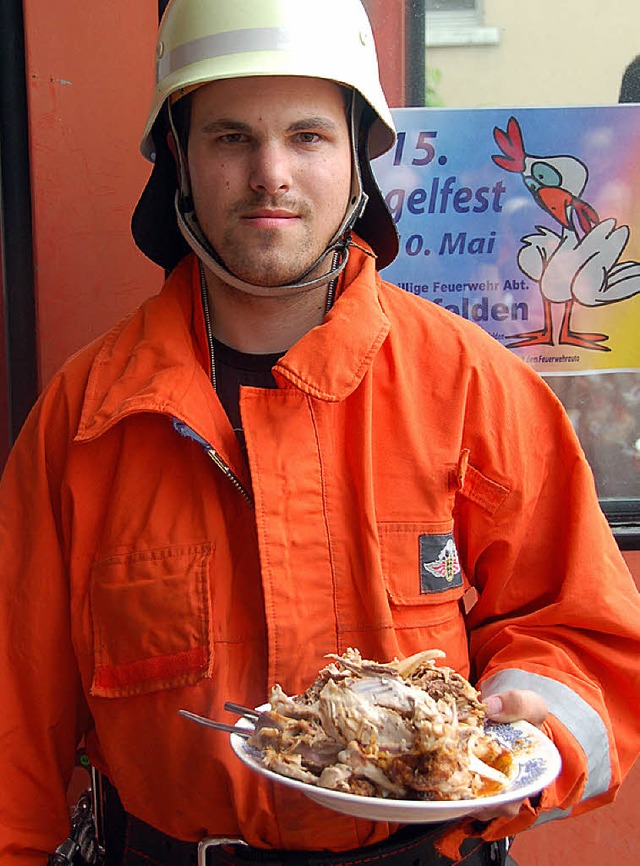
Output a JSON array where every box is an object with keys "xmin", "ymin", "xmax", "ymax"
[
  {"xmin": 364, "ymin": 0, "xmax": 407, "ymax": 107},
  {"xmin": 23, "ymin": 0, "xmax": 161, "ymax": 387}
]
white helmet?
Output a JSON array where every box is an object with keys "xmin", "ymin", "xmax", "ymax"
[{"xmin": 132, "ymin": 0, "xmax": 399, "ymax": 279}]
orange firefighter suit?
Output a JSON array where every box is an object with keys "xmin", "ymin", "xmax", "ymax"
[{"xmin": 1, "ymin": 243, "xmax": 639, "ymax": 864}]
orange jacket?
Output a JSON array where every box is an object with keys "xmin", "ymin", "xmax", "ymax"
[{"xmin": 1, "ymin": 245, "xmax": 640, "ymax": 863}]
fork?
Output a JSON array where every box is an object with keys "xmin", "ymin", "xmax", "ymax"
[
  {"xmin": 223, "ymin": 702, "xmax": 261, "ymax": 720},
  {"xmin": 178, "ymin": 709, "xmax": 253, "ymax": 738}
]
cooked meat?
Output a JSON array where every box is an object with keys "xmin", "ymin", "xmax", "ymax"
[
  {"xmin": 246, "ymin": 648, "xmax": 513, "ymax": 801},
  {"xmin": 337, "ymin": 741, "xmax": 407, "ymax": 796},
  {"xmin": 259, "ymin": 747, "xmax": 320, "ymax": 785},
  {"xmin": 318, "ymin": 678, "xmax": 415, "ymax": 752}
]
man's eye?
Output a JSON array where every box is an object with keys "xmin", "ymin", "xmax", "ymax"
[
  {"xmin": 296, "ymin": 132, "xmax": 321, "ymax": 144},
  {"xmin": 218, "ymin": 133, "xmax": 247, "ymax": 144}
]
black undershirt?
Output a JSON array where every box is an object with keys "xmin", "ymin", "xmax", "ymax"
[{"xmin": 212, "ymin": 336, "xmax": 283, "ymax": 454}]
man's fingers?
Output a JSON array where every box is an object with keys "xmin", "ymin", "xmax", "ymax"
[
  {"xmin": 471, "ymin": 689, "xmax": 548, "ymax": 824},
  {"xmin": 483, "ymin": 689, "xmax": 548, "ymax": 727}
]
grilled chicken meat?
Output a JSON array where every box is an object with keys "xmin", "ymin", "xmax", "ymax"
[{"xmin": 247, "ymin": 648, "xmax": 513, "ymax": 801}]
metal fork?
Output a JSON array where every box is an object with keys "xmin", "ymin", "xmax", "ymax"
[
  {"xmin": 178, "ymin": 709, "xmax": 253, "ymax": 738},
  {"xmin": 223, "ymin": 701, "xmax": 261, "ymax": 720}
]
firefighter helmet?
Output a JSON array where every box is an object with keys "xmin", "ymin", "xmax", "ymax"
[{"xmin": 132, "ymin": 0, "xmax": 398, "ymax": 275}]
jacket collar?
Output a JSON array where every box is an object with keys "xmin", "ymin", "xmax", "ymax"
[
  {"xmin": 76, "ymin": 240, "xmax": 390, "ymax": 442},
  {"xmin": 75, "ymin": 255, "xmax": 219, "ymax": 444},
  {"xmin": 273, "ymin": 240, "xmax": 390, "ymax": 401}
]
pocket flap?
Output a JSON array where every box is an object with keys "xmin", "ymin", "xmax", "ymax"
[
  {"xmin": 379, "ymin": 523, "xmax": 466, "ymax": 607},
  {"xmin": 90, "ymin": 543, "xmax": 213, "ymax": 698}
]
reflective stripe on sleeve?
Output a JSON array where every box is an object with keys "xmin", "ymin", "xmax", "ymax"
[
  {"xmin": 481, "ymin": 668, "xmax": 611, "ymax": 802},
  {"xmin": 533, "ymin": 805, "xmax": 571, "ymax": 826}
]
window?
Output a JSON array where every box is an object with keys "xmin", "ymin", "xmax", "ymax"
[
  {"xmin": 544, "ymin": 372, "xmax": 640, "ymax": 547},
  {"xmin": 425, "ymin": 0, "xmax": 499, "ymax": 47},
  {"xmin": 426, "ymin": 0, "xmax": 478, "ymax": 15}
]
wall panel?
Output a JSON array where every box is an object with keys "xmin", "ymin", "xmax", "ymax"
[{"xmin": 23, "ymin": 0, "xmax": 161, "ymax": 387}]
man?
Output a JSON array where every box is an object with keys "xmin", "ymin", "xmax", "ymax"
[{"xmin": 1, "ymin": 0, "xmax": 639, "ymax": 864}]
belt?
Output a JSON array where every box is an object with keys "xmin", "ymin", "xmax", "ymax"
[
  {"xmin": 117, "ymin": 816, "xmax": 500, "ymax": 866},
  {"xmin": 102, "ymin": 776, "xmax": 503, "ymax": 866}
]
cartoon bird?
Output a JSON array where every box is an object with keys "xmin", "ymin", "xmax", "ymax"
[{"xmin": 493, "ymin": 116, "xmax": 640, "ymax": 351}]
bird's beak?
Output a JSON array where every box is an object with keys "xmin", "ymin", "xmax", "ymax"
[{"xmin": 536, "ymin": 187, "xmax": 574, "ymax": 228}]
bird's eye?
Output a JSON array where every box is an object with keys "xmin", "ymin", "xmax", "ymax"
[{"xmin": 531, "ymin": 161, "xmax": 562, "ymax": 188}]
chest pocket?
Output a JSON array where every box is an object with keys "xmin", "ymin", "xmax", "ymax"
[
  {"xmin": 378, "ymin": 522, "xmax": 468, "ymax": 669},
  {"xmin": 89, "ymin": 543, "xmax": 213, "ymax": 698}
]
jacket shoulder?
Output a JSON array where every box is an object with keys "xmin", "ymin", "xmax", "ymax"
[
  {"xmin": 373, "ymin": 274, "xmax": 569, "ymax": 428},
  {"xmin": 376, "ymin": 275, "xmax": 519, "ymax": 359}
]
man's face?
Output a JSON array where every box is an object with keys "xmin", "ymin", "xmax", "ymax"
[{"xmin": 187, "ymin": 75, "xmax": 352, "ymax": 291}]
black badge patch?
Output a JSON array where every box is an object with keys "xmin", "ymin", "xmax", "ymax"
[{"xmin": 419, "ymin": 534, "xmax": 463, "ymax": 593}]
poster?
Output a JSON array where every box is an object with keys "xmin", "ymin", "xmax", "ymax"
[{"xmin": 374, "ymin": 105, "xmax": 640, "ymax": 376}]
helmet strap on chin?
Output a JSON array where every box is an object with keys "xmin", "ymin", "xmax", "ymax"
[{"xmin": 166, "ymin": 89, "xmax": 369, "ymax": 296}]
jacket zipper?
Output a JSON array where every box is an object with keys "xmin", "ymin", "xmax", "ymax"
[
  {"xmin": 172, "ymin": 418, "xmax": 254, "ymax": 507},
  {"xmin": 205, "ymin": 445, "xmax": 254, "ymax": 506}
]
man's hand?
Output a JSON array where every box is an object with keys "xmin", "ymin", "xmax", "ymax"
[
  {"xmin": 471, "ymin": 689, "xmax": 549, "ymax": 821},
  {"xmin": 483, "ymin": 689, "xmax": 548, "ymax": 728}
]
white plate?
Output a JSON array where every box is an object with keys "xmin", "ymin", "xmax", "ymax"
[{"xmin": 230, "ymin": 711, "xmax": 561, "ymax": 823}]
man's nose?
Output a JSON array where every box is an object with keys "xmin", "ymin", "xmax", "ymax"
[{"xmin": 249, "ymin": 141, "xmax": 292, "ymax": 195}]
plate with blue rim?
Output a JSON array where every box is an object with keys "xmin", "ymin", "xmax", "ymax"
[{"xmin": 230, "ymin": 712, "xmax": 561, "ymax": 823}]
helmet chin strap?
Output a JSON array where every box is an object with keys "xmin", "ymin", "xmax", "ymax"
[{"xmin": 168, "ymin": 91, "xmax": 368, "ymax": 296}]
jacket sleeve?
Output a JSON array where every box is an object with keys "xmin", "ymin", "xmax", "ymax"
[
  {"xmin": 452, "ymin": 356, "xmax": 640, "ymax": 841},
  {"xmin": 0, "ymin": 376, "xmax": 90, "ymax": 865}
]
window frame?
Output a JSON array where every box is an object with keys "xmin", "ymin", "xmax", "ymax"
[{"xmin": 425, "ymin": 0, "xmax": 500, "ymax": 47}]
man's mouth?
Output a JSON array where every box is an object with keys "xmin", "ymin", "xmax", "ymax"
[{"xmin": 242, "ymin": 208, "xmax": 299, "ymax": 226}]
